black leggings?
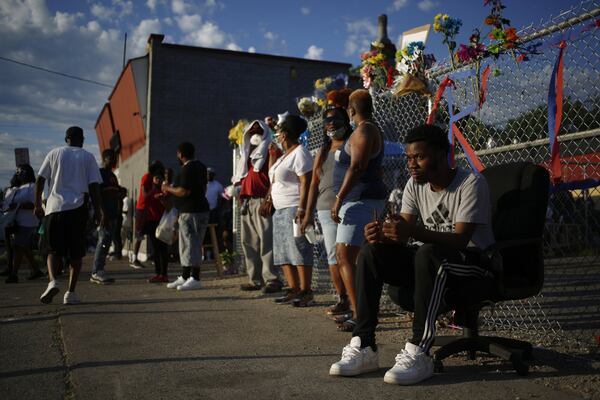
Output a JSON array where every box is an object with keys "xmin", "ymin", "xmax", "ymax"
[
  {"xmin": 353, "ymin": 242, "xmax": 495, "ymax": 353},
  {"xmin": 145, "ymin": 221, "xmax": 169, "ymax": 276}
]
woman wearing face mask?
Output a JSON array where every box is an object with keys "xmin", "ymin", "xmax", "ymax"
[
  {"xmin": 267, "ymin": 114, "xmax": 314, "ymax": 306},
  {"xmin": 3, "ymin": 164, "xmax": 44, "ymax": 283},
  {"xmin": 301, "ymin": 106, "xmax": 353, "ymax": 321}
]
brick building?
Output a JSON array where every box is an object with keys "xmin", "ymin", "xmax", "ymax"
[{"xmin": 95, "ymin": 34, "xmax": 351, "ymax": 202}]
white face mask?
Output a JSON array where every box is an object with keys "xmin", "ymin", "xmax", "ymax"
[
  {"xmin": 327, "ymin": 127, "xmax": 346, "ymax": 140},
  {"xmin": 249, "ymin": 134, "xmax": 262, "ymax": 146}
]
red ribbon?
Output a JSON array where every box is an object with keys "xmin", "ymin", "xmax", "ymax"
[
  {"xmin": 479, "ymin": 65, "xmax": 491, "ymax": 107},
  {"xmin": 427, "ymin": 76, "xmax": 454, "ymax": 124},
  {"xmin": 548, "ymin": 40, "xmax": 566, "ymax": 183},
  {"xmin": 453, "ymin": 124, "xmax": 485, "ymax": 172}
]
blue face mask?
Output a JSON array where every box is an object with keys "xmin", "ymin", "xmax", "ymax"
[{"xmin": 349, "ymin": 120, "xmax": 357, "ymax": 130}]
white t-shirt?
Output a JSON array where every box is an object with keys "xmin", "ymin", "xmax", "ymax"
[
  {"xmin": 206, "ymin": 180, "xmax": 224, "ymax": 210},
  {"xmin": 269, "ymin": 145, "xmax": 313, "ymax": 210},
  {"xmin": 38, "ymin": 146, "xmax": 102, "ymax": 215},
  {"xmin": 401, "ymin": 168, "xmax": 495, "ymax": 250}
]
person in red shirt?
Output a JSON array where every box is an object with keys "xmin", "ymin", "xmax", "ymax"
[
  {"xmin": 130, "ymin": 160, "xmax": 164, "ymax": 268},
  {"xmin": 232, "ymin": 119, "xmax": 282, "ymax": 293},
  {"xmin": 145, "ymin": 172, "xmax": 170, "ymax": 283}
]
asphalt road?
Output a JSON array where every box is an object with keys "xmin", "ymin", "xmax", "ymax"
[{"xmin": 0, "ymin": 257, "xmax": 597, "ymax": 399}]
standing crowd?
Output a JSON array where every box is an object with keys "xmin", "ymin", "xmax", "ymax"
[{"xmin": 1, "ymin": 88, "xmax": 500, "ymax": 387}]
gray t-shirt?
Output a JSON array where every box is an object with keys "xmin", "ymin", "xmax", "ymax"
[{"xmin": 401, "ymin": 168, "xmax": 495, "ymax": 250}]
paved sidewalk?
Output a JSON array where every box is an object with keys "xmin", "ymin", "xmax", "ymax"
[{"xmin": 0, "ymin": 257, "xmax": 597, "ymax": 399}]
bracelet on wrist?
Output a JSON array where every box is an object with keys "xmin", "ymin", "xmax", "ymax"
[
  {"xmin": 335, "ymin": 194, "xmax": 342, "ymax": 200},
  {"xmin": 297, "ymin": 208, "xmax": 305, "ymax": 212}
]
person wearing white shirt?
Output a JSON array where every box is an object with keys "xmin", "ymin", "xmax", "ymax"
[
  {"xmin": 267, "ymin": 114, "xmax": 315, "ymax": 307},
  {"xmin": 35, "ymin": 126, "xmax": 103, "ymax": 305},
  {"xmin": 3, "ymin": 164, "xmax": 44, "ymax": 283}
]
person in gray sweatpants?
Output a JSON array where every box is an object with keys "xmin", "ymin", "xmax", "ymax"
[{"xmin": 232, "ymin": 119, "xmax": 282, "ymax": 293}]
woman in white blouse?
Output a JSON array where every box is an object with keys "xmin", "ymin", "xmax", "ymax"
[{"xmin": 265, "ymin": 114, "xmax": 315, "ymax": 307}]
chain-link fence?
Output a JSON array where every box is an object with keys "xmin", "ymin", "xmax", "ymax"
[{"xmin": 233, "ymin": 0, "xmax": 600, "ymax": 355}]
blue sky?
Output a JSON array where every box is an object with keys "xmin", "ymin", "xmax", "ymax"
[{"xmin": 0, "ymin": 0, "xmax": 580, "ymax": 186}]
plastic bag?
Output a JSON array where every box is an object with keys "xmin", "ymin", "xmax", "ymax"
[{"xmin": 155, "ymin": 208, "xmax": 178, "ymax": 245}]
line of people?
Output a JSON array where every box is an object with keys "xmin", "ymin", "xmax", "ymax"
[{"xmin": 5, "ymin": 87, "xmax": 500, "ymax": 387}]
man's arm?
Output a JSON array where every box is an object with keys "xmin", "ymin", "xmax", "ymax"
[
  {"xmin": 88, "ymin": 182, "xmax": 105, "ymax": 226},
  {"xmin": 163, "ymin": 185, "xmax": 190, "ymax": 198}
]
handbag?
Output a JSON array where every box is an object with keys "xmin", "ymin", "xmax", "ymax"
[
  {"xmin": 259, "ymin": 195, "xmax": 275, "ymax": 217},
  {"xmin": 155, "ymin": 208, "xmax": 178, "ymax": 245}
]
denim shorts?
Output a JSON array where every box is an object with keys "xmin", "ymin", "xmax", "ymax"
[
  {"xmin": 178, "ymin": 212, "xmax": 209, "ymax": 267},
  {"xmin": 336, "ymin": 199, "xmax": 385, "ymax": 247},
  {"xmin": 317, "ymin": 209, "xmax": 337, "ymax": 265},
  {"xmin": 272, "ymin": 206, "xmax": 313, "ymax": 266}
]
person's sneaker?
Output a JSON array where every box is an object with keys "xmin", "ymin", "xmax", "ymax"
[
  {"xmin": 329, "ymin": 336, "xmax": 379, "ymax": 376},
  {"xmin": 327, "ymin": 296, "xmax": 351, "ymax": 316},
  {"xmin": 177, "ymin": 277, "xmax": 202, "ymax": 291},
  {"xmin": 274, "ymin": 290, "xmax": 299, "ymax": 305},
  {"xmin": 262, "ymin": 280, "xmax": 283, "ymax": 294},
  {"xmin": 40, "ymin": 280, "xmax": 60, "ymax": 304},
  {"xmin": 90, "ymin": 271, "xmax": 115, "ymax": 284},
  {"xmin": 166, "ymin": 276, "xmax": 187, "ymax": 289},
  {"xmin": 148, "ymin": 275, "xmax": 163, "ymax": 283},
  {"xmin": 240, "ymin": 283, "xmax": 262, "ymax": 291},
  {"xmin": 63, "ymin": 291, "xmax": 81, "ymax": 305},
  {"xmin": 292, "ymin": 290, "xmax": 315, "ymax": 307},
  {"xmin": 5, "ymin": 275, "xmax": 18, "ymax": 284},
  {"xmin": 130, "ymin": 260, "xmax": 144, "ymax": 269},
  {"xmin": 27, "ymin": 269, "xmax": 45, "ymax": 280},
  {"xmin": 383, "ymin": 342, "xmax": 434, "ymax": 385}
]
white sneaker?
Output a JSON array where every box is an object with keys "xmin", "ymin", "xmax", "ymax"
[
  {"xmin": 166, "ymin": 276, "xmax": 187, "ymax": 289},
  {"xmin": 383, "ymin": 342, "xmax": 434, "ymax": 385},
  {"xmin": 177, "ymin": 277, "xmax": 202, "ymax": 291},
  {"xmin": 329, "ymin": 336, "xmax": 379, "ymax": 376},
  {"xmin": 40, "ymin": 280, "xmax": 60, "ymax": 304},
  {"xmin": 90, "ymin": 270, "xmax": 115, "ymax": 284},
  {"xmin": 63, "ymin": 291, "xmax": 81, "ymax": 305}
]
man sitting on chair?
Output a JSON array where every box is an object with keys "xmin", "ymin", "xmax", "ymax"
[{"xmin": 329, "ymin": 124, "xmax": 497, "ymax": 385}]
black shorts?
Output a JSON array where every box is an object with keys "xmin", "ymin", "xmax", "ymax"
[{"xmin": 41, "ymin": 205, "xmax": 89, "ymax": 259}]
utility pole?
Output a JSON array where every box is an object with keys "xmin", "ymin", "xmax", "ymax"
[{"xmin": 122, "ymin": 33, "xmax": 128, "ymax": 69}]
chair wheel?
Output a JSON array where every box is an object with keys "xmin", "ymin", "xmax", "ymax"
[{"xmin": 433, "ymin": 359, "xmax": 444, "ymax": 373}]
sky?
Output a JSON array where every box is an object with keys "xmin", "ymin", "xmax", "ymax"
[{"xmin": 0, "ymin": 0, "xmax": 581, "ymax": 186}]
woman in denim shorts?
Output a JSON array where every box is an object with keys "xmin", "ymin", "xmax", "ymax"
[
  {"xmin": 330, "ymin": 90, "xmax": 387, "ymax": 331},
  {"xmin": 268, "ymin": 114, "xmax": 314, "ymax": 307},
  {"xmin": 301, "ymin": 106, "xmax": 353, "ymax": 320}
]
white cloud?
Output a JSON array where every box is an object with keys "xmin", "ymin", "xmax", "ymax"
[
  {"xmin": 171, "ymin": 0, "xmax": 187, "ymax": 14},
  {"xmin": 301, "ymin": 7, "xmax": 310, "ymax": 15},
  {"xmin": 0, "ymin": 1, "xmax": 124, "ymax": 184},
  {"xmin": 91, "ymin": 4, "xmax": 115, "ymax": 20},
  {"xmin": 344, "ymin": 18, "xmax": 378, "ymax": 56},
  {"xmin": 388, "ymin": 0, "xmax": 409, "ymax": 12},
  {"xmin": 176, "ymin": 14, "xmax": 202, "ymax": 32},
  {"xmin": 131, "ymin": 18, "xmax": 162, "ymax": 56},
  {"xmin": 247, "ymin": 46, "xmax": 256, "ymax": 53},
  {"xmin": 203, "ymin": 0, "xmax": 224, "ymax": 13},
  {"xmin": 163, "ymin": 17, "xmax": 173, "ymax": 25},
  {"xmin": 304, "ymin": 45, "xmax": 323, "ymax": 60},
  {"xmin": 417, "ymin": 0, "xmax": 439, "ymax": 11},
  {"xmin": 226, "ymin": 42, "xmax": 241, "ymax": 51},
  {"xmin": 182, "ymin": 21, "xmax": 226, "ymax": 48},
  {"xmin": 264, "ymin": 31, "xmax": 277, "ymax": 41},
  {"xmin": 147, "ymin": 0, "xmax": 158, "ymax": 11}
]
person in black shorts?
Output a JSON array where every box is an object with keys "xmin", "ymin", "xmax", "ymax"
[{"xmin": 35, "ymin": 126, "xmax": 103, "ymax": 305}]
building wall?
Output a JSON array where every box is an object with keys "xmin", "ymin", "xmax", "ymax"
[{"xmin": 147, "ymin": 38, "xmax": 351, "ymax": 182}]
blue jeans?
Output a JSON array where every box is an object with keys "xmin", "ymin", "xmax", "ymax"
[{"xmin": 92, "ymin": 220, "xmax": 116, "ymax": 274}]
